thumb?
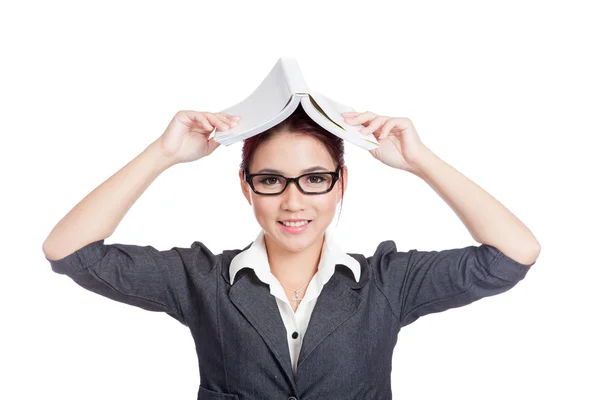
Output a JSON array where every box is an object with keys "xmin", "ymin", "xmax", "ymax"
[{"xmin": 205, "ymin": 137, "xmax": 221, "ymax": 156}]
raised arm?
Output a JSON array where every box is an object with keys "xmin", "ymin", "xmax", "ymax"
[
  {"xmin": 42, "ymin": 111, "xmax": 241, "ymax": 325},
  {"xmin": 42, "ymin": 110, "xmax": 239, "ymax": 258},
  {"xmin": 342, "ymin": 110, "xmax": 541, "ymax": 263},
  {"xmin": 42, "ymin": 139, "xmax": 175, "ymax": 260},
  {"xmin": 345, "ymin": 111, "xmax": 541, "ymax": 328},
  {"xmin": 412, "ymin": 146, "xmax": 541, "ymax": 264}
]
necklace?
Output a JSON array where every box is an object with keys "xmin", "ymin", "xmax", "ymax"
[{"xmin": 280, "ymin": 281, "xmax": 310, "ymax": 303}]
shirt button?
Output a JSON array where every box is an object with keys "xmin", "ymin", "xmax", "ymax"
[
  {"xmin": 288, "ymin": 397, "xmax": 297, "ymax": 400},
  {"xmin": 291, "ymin": 331, "xmax": 299, "ymax": 339}
]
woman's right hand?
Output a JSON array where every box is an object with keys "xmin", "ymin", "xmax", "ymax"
[{"xmin": 156, "ymin": 110, "xmax": 241, "ymax": 165}]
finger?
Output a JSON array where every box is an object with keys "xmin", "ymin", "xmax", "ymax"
[
  {"xmin": 206, "ymin": 136, "xmax": 221, "ymax": 155},
  {"xmin": 220, "ymin": 112, "xmax": 241, "ymax": 121},
  {"xmin": 346, "ymin": 111, "xmax": 379, "ymax": 127},
  {"xmin": 199, "ymin": 116, "xmax": 214, "ymax": 132},
  {"xmin": 379, "ymin": 118, "xmax": 397, "ymax": 139},
  {"xmin": 390, "ymin": 117, "xmax": 413, "ymax": 131},
  {"xmin": 177, "ymin": 110, "xmax": 214, "ymax": 132},
  {"xmin": 360, "ymin": 116, "xmax": 388, "ymax": 135},
  {"xmin": 205, "ymin": 113, "xmax": 232, "ymax": 131},
  {"xmin": 215, "ymin": 112, "xmax": 240, "ymax": 128}
]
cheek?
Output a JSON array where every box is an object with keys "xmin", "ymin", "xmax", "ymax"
[
  {"xmin": 251, "ymin": 198, "xmax": 278, "ymax": 218},
  {"xmin": 313, "ymin": 195, "xmax": 339, "ymax": 212}
]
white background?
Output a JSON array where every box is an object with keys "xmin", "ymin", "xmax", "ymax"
[{"xmin": 2, "ymin": 0, "xmax": 598, "ymax": 399}]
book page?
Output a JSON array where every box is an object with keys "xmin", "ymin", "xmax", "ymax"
[
  {"xmin": 303, "ymin": 92, "xmax": 379, "ymax": 150},
  {"xmin": 214, "ymin": 59, "xmax": 294, "ymax": 143}
]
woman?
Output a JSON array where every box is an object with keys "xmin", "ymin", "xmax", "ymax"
[{"xmin": 43, "ymin": 106, "xmax": 541, "ymax": 399}]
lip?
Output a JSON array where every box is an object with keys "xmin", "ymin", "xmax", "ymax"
[
  {"xmin": 279, "ymin": 219, "xmax": 312, "ymax": 222},
  {"xmin": 278, "ymin": 220, "xmax": 312, "ymax": 233}
]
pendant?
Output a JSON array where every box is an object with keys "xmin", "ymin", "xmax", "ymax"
[{"xmin": 292, "ymin": 289, "xmax": 303, "ymax": 302}]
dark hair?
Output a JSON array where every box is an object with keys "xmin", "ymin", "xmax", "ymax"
[{"xmin": 239, "ymin": 106, "xmax": 346, "ymax": 224}]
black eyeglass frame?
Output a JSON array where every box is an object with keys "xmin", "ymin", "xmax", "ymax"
[{"xmin": 243, "ymin": 166, "xmax": 342, "ymax": 196}]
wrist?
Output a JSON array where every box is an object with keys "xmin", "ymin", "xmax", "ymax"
[
  {"xmin": 146, "ymin": 139, "xmax": 178, "ymax": 172},
  {"xmin": 409, "ymin": 146, "xmax": 438, "ymax": 179}
]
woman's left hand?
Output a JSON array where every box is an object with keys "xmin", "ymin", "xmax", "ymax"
[{"xmin": 342, "ymin": 111, "xmax": 429, "ymax": 175}]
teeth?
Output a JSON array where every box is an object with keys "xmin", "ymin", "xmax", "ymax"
[{"xmin": 281, "ymin": 220, "xmax": 309, "ymax": 227}]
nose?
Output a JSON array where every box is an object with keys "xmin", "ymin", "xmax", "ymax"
[{"xmin": 280, "ymin": 180, "xmax": 306, "ymax": 208}]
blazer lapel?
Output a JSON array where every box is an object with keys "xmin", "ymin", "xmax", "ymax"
[
  {"xmin": 224, "ymin": 255, "xmax": 297, "ymax": 390},
  {"xmin": 297, "ymin": 262, "xmax": 367, "ymax": 369}
]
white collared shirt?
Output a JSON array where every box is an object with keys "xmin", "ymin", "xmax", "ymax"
[{"xmin": 229, "ymin": 226, "xmax": 361, "ymax": 375}]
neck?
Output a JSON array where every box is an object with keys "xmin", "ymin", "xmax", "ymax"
[{"xmin": 265, "ymin": 233, "xmax": 325, "ymax": 288}]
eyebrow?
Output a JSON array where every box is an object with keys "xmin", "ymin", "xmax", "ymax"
[{"xmin": 255, "ymin": 166, "xmax": 330, "ymax": 174}]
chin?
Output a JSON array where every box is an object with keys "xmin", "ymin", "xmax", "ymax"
[{"xmin": 270, "ymin": 223, "xmax": 322, "ymax": 252}]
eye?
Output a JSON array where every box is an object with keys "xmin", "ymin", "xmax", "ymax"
[
  {"xmin": 308, "ymin": 174, "xmax": 326, "ymax": 183},
  {"xmin": 258, "ymin": 176, "xmax": 282, "ymax": 185}
]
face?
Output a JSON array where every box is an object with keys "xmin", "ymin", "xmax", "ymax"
[{"xmin": 239, "ymin": 132, "xmax": 348, "ymax": 255}]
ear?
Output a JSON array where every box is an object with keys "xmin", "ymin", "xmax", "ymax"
[{"xmin": 239, "ymin": 170, "xmax": 252, "ymax": 205}]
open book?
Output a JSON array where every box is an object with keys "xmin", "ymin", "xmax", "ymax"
[{"xmin": 213, "ymin": 57, "xmax": 380, "ymax": 150}]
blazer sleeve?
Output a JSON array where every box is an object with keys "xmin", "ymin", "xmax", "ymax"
[
  {"xmin": 367, "ymin": 240, "xmax": 535, "ymax": 328},
  {"xmin": 45, "ymin": 238, "xmax": 218, "ymax": 326}
]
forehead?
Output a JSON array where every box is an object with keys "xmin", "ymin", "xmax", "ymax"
[{"xmin": 250, "ymin": 133, "xmax": 336, "ymax": 174}]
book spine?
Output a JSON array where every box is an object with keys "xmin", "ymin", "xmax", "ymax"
[{"xmin": 280, "ymin": 57, "xmax": 310, "ymax": 94}]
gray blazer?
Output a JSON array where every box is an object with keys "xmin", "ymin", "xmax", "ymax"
[{"xmin": 46, "ymin": 238, "xmax": 534, "ymax": 399}]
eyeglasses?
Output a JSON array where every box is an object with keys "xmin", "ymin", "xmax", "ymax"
[{"xmin": 244, "ymin": 166, "xmax": 341, "ymax": 195}]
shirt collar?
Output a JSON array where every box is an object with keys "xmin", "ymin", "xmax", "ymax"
[{"xmin": 229, "ymin": 227, "xmax": 361, "ymax": 285}]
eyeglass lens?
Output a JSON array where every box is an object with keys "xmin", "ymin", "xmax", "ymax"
[{"xmin": 252, "ymin": 173, "xmax": 334, "ymax": 194}]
